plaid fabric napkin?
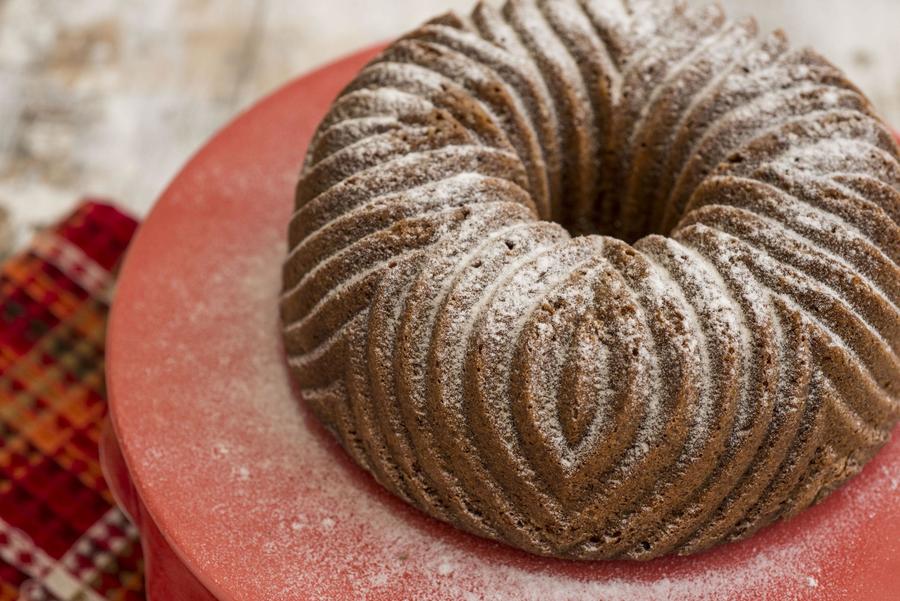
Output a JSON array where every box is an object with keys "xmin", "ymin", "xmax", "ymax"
[{"xmin": 0, "ymin": 202, "xmax": 145, "ymax": 601}]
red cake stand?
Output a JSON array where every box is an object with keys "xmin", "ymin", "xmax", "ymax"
[{"xmin": 100, "ymin": 46, "xmax": 900, "ymax": 600}]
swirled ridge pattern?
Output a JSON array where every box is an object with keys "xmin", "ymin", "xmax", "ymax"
[{"xmin": 281, "ymin": 0, "xmax": 900, "ymax": 559}]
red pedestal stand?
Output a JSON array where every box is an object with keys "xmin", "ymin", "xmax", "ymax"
[{"xmin": 100, "ymin": 46, "xmax": 900, "ymax": 600}]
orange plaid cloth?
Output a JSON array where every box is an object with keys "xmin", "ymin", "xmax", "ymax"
[{"xmin": 0, "ymin": 202, "xmax": 145, "ymax": 600}]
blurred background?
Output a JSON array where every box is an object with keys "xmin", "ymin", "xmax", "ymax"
[{"xmin": 1, "ymin": 0, "xmax": 898, "ymax": 250}]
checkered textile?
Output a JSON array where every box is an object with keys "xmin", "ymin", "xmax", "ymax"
[{"xmin": 0, "ymin": 202, "xmax": 144, "ymax": 600}]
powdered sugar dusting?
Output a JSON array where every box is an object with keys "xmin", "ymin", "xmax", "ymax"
[{"xmin": 108, "ymin": 0, "xmax": 900, "ymax": 596}]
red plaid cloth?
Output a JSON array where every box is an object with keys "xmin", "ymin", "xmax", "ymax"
[{"xmin": 0, "ymin": 202, "xmax": 144, "ymax": 600}]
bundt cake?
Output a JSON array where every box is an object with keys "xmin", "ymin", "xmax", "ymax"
[{"xmin": 280, "ymin": 0, "xmax": 900, "ymax": 560}]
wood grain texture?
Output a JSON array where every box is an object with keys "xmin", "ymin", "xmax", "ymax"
[{"xmin": 0, "ymin": 0, "xmax": 897, "ymax": 249}]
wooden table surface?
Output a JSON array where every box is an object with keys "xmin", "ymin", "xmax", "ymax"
[{"xmin": 1, "ymin": 0, "xmax": 897, "ymax": 249}]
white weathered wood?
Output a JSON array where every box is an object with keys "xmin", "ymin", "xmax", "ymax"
[{"xmin": 0, "ymin": 0, "xmax": 897, "ymax": 250}]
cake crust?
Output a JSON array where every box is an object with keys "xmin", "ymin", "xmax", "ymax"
[{"xmin": 281, "ymin": 0, "xmax": 900, "ymax": 560}]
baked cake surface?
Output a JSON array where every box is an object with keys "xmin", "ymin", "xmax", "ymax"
[{"xmin": 281, "ymin": 0, "xmax": 900, "ymax": 559}]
